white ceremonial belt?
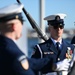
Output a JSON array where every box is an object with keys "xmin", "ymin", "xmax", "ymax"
[
  {"xmin": 43, "ymin": 71, "xmax": 68, "ymax": 75},
  {"xmin": 45, "ymin": 72, "xmax": 57, "ymax": 75}
]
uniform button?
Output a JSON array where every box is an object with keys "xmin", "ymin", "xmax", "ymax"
[{"xmin": 58, "ymin": 58, "xmax": 60, "ymax": 61}]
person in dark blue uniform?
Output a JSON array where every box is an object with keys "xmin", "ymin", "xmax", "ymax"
[
  {"xmin": 0, "ymin": 3, "xmax": 52, "ymax": 75},
  {"xmin": 68, "ymin": 37, "xmax": 75, "ymax": 75},
  {"xmin": 68, "ymin": 26, "xmax": 75, "ymax": 75},
  {"xmin": 31, "ymin": 13, "xmax": 75, "ymax": 75}
]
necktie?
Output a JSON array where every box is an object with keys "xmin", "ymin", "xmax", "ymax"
[
  {"xmin": 56, "ymin": 42, "xmax": 61, "ymax": 56},
  {"xmin": 56, "ymin": 42, "xmax": 60, "ymax": 51}
]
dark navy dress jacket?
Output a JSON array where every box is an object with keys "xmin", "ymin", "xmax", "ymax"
[
  {"xmin": 32, "ymin": 38, "xmax": 74, "ymax": 74},
  {"xmin": 0, "ymin": 35, "xmax": 50, "ymax": 75}
]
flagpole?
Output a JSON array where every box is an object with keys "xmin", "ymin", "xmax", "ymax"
[{"xmin": 39, "ymin": 0, "xmax": 45, "ymax": 43}]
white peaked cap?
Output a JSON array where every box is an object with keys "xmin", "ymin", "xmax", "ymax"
[
  {"xmin": 44, "ymin": 13, "xmax": 67, "ymax": 21},
  {"xmin": 0, "ymin": 3, "xmax": 24, "ymax": 18}
]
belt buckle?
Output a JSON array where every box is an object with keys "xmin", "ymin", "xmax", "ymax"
[{"xmin": 57, "ymin": 71, "xmax": 68, "ymax": 75}]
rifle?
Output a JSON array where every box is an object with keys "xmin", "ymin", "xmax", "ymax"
[{"xmin": 16, "ymin": 0, "xmax": 48, "ymax": 41}]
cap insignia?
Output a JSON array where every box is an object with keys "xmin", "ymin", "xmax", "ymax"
[
  {"xmin": 55, "ymin": 15, "xmax": 60, "ymax": 21},
  {"xmin": 16, "ymin": 15, "xmax": 19, "ymax": 19}
]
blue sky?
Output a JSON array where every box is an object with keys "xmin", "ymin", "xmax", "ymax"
[{"xmin": 0, "ymin": 0, "xmax": 75, "ymax": 29}]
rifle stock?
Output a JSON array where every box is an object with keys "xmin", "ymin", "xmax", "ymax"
[{"xmin": 16, "ymin": 0, "xmax": 48, "ymax": 41}]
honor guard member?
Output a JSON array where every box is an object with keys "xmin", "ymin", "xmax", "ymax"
[
  {"xmin": 0, "ymin": 3, "xmax": 52, "ymax": 75},
  {"xmin": 31, "ymin": 13, "xmax": 74, "ymax": 75},
  {"xmin": 68, "ymin": 28, "xmax": 75, "ymax": 75},
  {"xmin": 69, "ymin": 26, "xmax": 75, "ymax": 75}
]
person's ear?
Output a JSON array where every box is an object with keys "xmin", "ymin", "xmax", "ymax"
[{"xmin": 11, "ymin": 23, "xmax": 16, "ymax": 31}]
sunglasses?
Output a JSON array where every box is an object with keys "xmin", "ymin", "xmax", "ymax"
[{"xmin": 53, "ymin": 25, "xmax": 64, "ymax": 29}]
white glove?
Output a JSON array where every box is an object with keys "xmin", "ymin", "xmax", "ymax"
[{"xmin": 55, "ymin": 59, "xmax": 70, "ymax": 71}]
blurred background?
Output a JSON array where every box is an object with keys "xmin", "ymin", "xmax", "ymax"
[{"xmin": 0, "ymin": 0, "xmax": 75, "ymax": 57}]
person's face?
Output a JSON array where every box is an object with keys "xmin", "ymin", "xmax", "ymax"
[
  {"xmin": 48, "ymin": 24, "xmax": 64, "ymax": 40},
  {"xmin": 14, "ymin": 19, "xmax": 23, "ymax": 40}
]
